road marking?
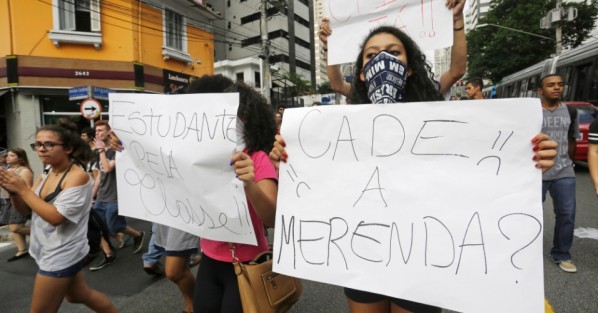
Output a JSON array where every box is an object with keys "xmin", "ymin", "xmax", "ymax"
[
  {"xmin": 574, "ymin": 227, "xmax": 598, "ymax": 240},
  {"xmin": 545, "ymin": 299, "xmax": 554, "ymax": 313},
  {"xmin": 0, "ymin": 242, "xmax": 12, "ymax": 249}
]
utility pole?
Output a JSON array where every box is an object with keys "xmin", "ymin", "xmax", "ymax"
[
  {"xmin": 259, "ymin": 0, "xmax": 271, "ymax": 105},
  {"xmin": 540, "ymin": 0, "xmax": 576, "ymax": 56},
  {"xmin": 555, "ymin": 0, "xmax": 562, "ymax": 56}
]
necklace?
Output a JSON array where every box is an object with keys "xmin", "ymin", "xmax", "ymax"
[
  {"xmin": 51, "ymin": 165, "xmax": 69, "ymax": 176},
  {"xmin": 542, "ymin": 102, "xmax": 560, "ymax": 112}
]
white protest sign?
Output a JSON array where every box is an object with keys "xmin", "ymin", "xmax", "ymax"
[
  {"xmin": 273, "ymin": 99, "xmax": 544, "ymax": 313},
  {"xmin": 109, "ymin": 93, "xmax": 257, "ymax": 245},
  {"xmin": 325, "ymin": 0, "xmax": 453, "ymax": 65}
]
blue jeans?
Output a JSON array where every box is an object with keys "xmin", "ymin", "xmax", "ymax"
[
  {"xmin": 542, "ymin": 177, "xmax": 576, "ymax": 261},
  {"xmin": 142, "ymin": 224, "xmax": 164, "ymax": 266},
  {"xmin": 93, "ymin": 201, "xmax": 127, "ymax": 235}
]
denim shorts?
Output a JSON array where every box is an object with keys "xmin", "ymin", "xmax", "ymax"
[
  {"xmin": 38, "ymin": 257, "xmax": 86, "ymax": 278},
  {"xmin": 165, "ymin": 248, "xmax": 198, "ymax": 257},
  {"xmin": 94, "ymin": 201, "xmax": 127, "ymax": 235}
]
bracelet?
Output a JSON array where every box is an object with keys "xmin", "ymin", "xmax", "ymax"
[
  {"xmin": 453, "ymin": 26, "xmax": 464, "ymax": 31},
  {"xmin": 97, "ymin": 148, "xmax": 106, "ymax": 153}
]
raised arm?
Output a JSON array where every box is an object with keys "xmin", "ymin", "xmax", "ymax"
[
  {"xmin": 439, "ymin": 0, "xmax": 467, "ymax": 96},
  {"xmin": 320, "ymin": 17, "xmax": 352, "ymax": 98}
]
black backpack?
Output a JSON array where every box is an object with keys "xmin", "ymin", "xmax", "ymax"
[{"xmin": 566, "ymin": 104, "xmax": 578, "ymax": 139}]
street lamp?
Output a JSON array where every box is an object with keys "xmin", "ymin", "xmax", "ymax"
[
  {"xmin": 476, "ymin": 23, "xmax": 555, "ymax": 41},
  {"xmin": 476, "ymin": 23, "xmax": 558, "ymax": 56}
]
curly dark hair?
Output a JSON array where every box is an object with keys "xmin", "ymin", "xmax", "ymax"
[
  {"xmin": 37, "ymin": 118, "xmax": 91, "ymax": 167},
  {"xmin": 350, "ymin": 26, "xmax": 444, "ymax": 104},
  {"xmin": 186, "ymin": 75, "xmax": 276, "ymax": 154}
]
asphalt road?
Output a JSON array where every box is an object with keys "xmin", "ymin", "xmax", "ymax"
[{"xmin": 0, "ymin": 165, "xmax": 597, "ymax": 313}]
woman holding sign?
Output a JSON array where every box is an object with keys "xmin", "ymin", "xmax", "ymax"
[
  {"xmin": 0, "ymin": 119, "xmax": 117, "ymax": 313},
  {"xmin": 270, "ymin": 2, "xmax": 558, "ymax": 313},
  {"xmin": 321, "ymin": 0, "xmax": 467, "ymax": 102},
  {"xmin": 188, "ymin": 75, "xmax": 279, "ymax": 313}
]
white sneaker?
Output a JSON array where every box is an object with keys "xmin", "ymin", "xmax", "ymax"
[{"xmin": 558, "ymin": 260, "xmax": 577, "ymax": 273}]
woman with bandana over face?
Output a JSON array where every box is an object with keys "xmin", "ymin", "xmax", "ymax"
[
  {"xmin": 270, "ymin": 1, "xmax": 558, "ymax": 312},
  {"xmin": 321, "ymin": 1, "xmax": 467, "ymax": 103}
]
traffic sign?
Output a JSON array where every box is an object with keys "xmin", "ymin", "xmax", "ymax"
[
  {"xmin": 80, "ymin": 98, "xmax": 102, "ymax": 120},
  {"xmin": 93, "ymin": 86, "xmax": 114, "ymax": 101},
  {"xmin": 69, "ymin": 86, "xmax": 90, "ymax": 101}
]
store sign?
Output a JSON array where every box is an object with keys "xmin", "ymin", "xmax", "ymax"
[
  {"xmin": 69, "ymin": 86, "xmax": 91, "ymax": 101},
  {"xmin": 163, "ymin": 69, "xmax": 195, "ymax": 94}
]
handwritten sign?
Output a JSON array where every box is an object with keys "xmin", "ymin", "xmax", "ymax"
[
  {"xmin": 109, "ymin": 93, "xmax": 257, "ymax": 245},
  {"xmin": 325, "ymin": 0, "xmax": 453, "ymax": 65},
  {"xmin": 273, "ymin": 99, "xmax": 545, "ymax": 313}
]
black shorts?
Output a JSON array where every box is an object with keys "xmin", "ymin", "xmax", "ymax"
[{"xmin": 344, "ymin": 288, "xmax": 441, "ymax": 313}]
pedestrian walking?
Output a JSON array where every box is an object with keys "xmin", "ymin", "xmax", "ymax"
[
  {"xmin": 1, "ymin": 148, "xmax": 33, "ymax": 262},
  {"xmin": 538, "ymin": 74, "xmax": 579, "ymax": 273},
  {"xmin": 0, "ymin": 119, "xmax": 117, "ymax": 313},
  {"xmin": 89, "ymin": 120, "xmax": 146, "ymax": 271}
]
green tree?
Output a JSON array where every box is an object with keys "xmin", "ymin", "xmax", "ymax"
[
  {"xmin": 317, "ymin": 81, "xmax": 333, "ymax": 94},
  {"xmin": 283, "ymin": 72, "xmax": 312, "ymax": 97},
  {"xmin": 466, "ymin": 0, "xmax": 598, "ymax": 83}
]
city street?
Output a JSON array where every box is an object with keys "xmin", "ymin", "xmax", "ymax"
[{"xmin": 1, "ymin": 165, "xmax": 597, "ymax": 313}]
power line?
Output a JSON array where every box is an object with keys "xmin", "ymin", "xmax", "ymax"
[{"xmin": 36, "ymin": 0, "xmax": 311, "ymax": 65}]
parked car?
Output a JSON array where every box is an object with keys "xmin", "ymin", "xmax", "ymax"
[{"xmin": 564, "ymin": 101, "xmax": 596, "ymax": 161}]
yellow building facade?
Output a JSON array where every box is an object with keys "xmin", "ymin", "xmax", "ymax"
[{"xmin": 0, "ymin": 0, "xmax": 218, "ymax": 170}]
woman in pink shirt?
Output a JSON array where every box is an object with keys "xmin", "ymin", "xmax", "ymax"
[{"xmin": 189, "ymin": 75, "xmax": 278, "ymax": 313}]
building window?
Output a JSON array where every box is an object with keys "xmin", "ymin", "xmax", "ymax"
[
  {"xmin": 48, "ymin": 0, "xmax": 102, "ymax": 48},
  {"xmin": 236, "ymin": 72, "xmax": 245, "ymax": 82},
  {"xmin": 162, "ymin": 8, "xmax": 192, "ymax": 64},
  {"xmin": 165, "ymin": 9, "xmax": 184, "ymax": 51},
  {"xmin": 255, "ymin": 72, "xmax": 261, "ymax": 88},
  {"xmin": 58, "ymin": 0, "xmax": 100, "ymax": 32}
]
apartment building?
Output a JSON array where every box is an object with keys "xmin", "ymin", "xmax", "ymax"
[{"xmin": 0, "ymin": 0, "xmax": 218, "ymax": 172}]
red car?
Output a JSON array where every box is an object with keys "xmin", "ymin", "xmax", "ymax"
[{"xmin": 564, "ymin": 101, "xmax": 596, "ymax": 161}]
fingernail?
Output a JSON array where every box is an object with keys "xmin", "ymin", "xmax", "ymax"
[
  {"xmin": 283, "ymin": 152, "xmax": 288, "ymax": 158},
  {"xmin": 532, "ymin": 155, "xmax": 538, "ymax": 161},
  {"xmin": 230, "ymin": 161, "xmax": 233, "ymax": 166},
  {"xmin": 533, "ymin": 145, "xmax": 539, "ymax": 151},
  {"xmin": 235, "ymin": 174, "xmax": 239, "ymax": 178},
  {"xmin": 282, "ymin": 157, "xmax": 287, "ymax": 163},
  {"xmin": 282, "ymin": 142, "xmax": 286, "ymax": 148},
  {"xmin": 531, "ymin": 137, "xmax": 539, "ymax": 144},
  {"xmin": 535, "ymin": 163, "xmax": 542, "ymax": 168}
]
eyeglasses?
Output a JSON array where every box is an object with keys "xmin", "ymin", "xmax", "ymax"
[{"xmin": 30, "ymin": 142, "xmax": 64, "ymax": 151}]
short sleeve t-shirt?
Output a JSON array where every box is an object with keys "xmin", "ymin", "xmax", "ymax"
[
  {"xmin": 541, "ymin": 103, "xmax": 577, "ymax": 180},
  {"xmin": 200, "ymin": 151, "xmax": 277, "ymax": 263},
  {"xmin": 95, "ymin": 149, "xmax": 118, "ymax": 202},
  {"xmin": 31, "ymin": 174, "xmax": 92, "ymax": 271},
  {"xmin": 155, "ymin": 224, "xmax": 199, "ymax": 252}
]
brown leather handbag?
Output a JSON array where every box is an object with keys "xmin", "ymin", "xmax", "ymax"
[{"xmin": 232, "ymin": 250, "xmax": 302, "ymax": 313}]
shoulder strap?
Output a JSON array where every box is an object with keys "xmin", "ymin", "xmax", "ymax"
[
  {"xmin": 43, "ymin": 162, "xmax": 75, "ymax": 202},
  {"xmin": 566, "ymin": 104, "xmax": 578, "ymax": 139}
]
